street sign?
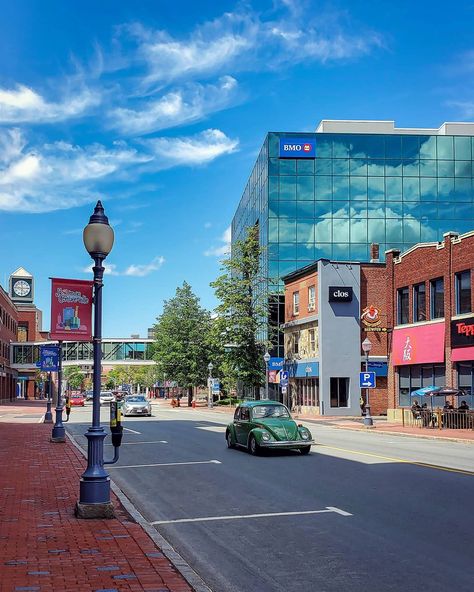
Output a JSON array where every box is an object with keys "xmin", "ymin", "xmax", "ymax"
[
  {"xmin": 359, "ymin": 372, "xmax": 376, "ymax": 388},
  {"xmin": 212, "ymin": 379, "xmax": 220, "ymax": 394},
  {"xmin": 280, "ymin": 371, "xmax": 289, "ymax": 386},
  {"xmin": 281, "ymin": 386, "xmax": 287, "ymax": 394},
  {"xmin": 39, "ymin": 345, "xmax": 59, "ymax": 372}
]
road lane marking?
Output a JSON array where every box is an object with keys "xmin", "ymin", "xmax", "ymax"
[
  {"xmin": 109, "ymin": 460, "xmax": 221, "ymax": 469},
  {"xmin": 105, "ymin": 440, "xmax": 168, "ymax": 446},
  {"xmin": 123, "ymin": 427, "xmax": 141, "ymax": 434},
  {"xmin": 318, "ymin": 445, "xmax": 474, "ymax": 476},
  {"xmin": 150, "ymin": 507, "xmax": 352, "ymax": 525},
  {"xmin": 196, "ymin": 426, "xmax": 226, "ymax": 432}
]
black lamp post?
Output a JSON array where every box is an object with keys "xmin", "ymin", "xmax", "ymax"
[
  {"xmin": 51, "ymin": 341, "xmax": 65, "ymax": 442},
  {"xmin": 75, "ymin": 201, "xmax": 115, "ymax": 519},
  {"xmin": 263, "ymin": 351, "xmax": 270, "ymax": 400},
  {"xmin": 208, "ymin": 362, "xmax": 214, "ymax": 409}
]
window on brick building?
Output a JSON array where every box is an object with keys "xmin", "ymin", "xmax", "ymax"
[
  {"xmin": 430, "ymin": 278, "xmax": 444, "ymax": 319},
  {"xmin": 413, "ymin": 283, "xmax": 426, "ymax": 322},
  {"xmin": 308, "ymin": 285, "xmax": 315, "ymax": 311},
  {"xmin": 455, "ymin": 270, "xmax": 471, "ymax": 315},
  {"xmin": 309, "ymin": 328, "xmax": 317, "ymax": 354},
  {"xmin": 293, "ymin": 291, "xmax": 299, "ymax": 315},
  {"xmin": 397, "ymin": 287, "xmax": 409, "ymax": 324}
]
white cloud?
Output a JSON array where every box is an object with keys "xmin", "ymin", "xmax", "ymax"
[
  {"xmin": 0, "ymin": 129, "xmax": 151, "ymax": 213},
  {"xmin": 82, "ymin": 256, "xmax": 164, "ymax": 277},
  {"xmin": 0, "ymin": 84, "xmax": 100, "ymax": 124},
  {"xmin": 147, "ymin": 128, "xmax": 238, "ymax": 167},
  {"xmin": 204, "ymin": 225, "xmax": 231, "ymax": 257},
  {"xmin": 110, "ymin": 76, "xmax": 237, "ymax": 135},
  {"xmin": 124, "ymin": 256, "xmax": 165, "ymax": 276}
]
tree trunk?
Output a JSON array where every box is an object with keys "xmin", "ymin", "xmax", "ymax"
[{"xmin": 187, "ymin": 386, "xmax": 193, "ymax": 407}]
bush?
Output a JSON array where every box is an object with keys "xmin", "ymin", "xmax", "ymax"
[{"xmin": 215, "ymin": 398, "xmax": 243, "ymax": 406}]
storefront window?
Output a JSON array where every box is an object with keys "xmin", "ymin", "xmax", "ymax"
[
  {"xmin": 330, "ymin": 377, "xmax": 349, "ymax": 407},
  {"xmin": 397, "ymin": 287, "xmax": 409, "ymax": 324},
  {"xmin": 413, "ymin": 283, "xmax": 426, "ymax": 322},
  {"xmin": 455, "ymin": 270, "xmax": 471, "ymax": 315},
  {"xmin": 397, "ymin": 364, "xmax": 446, "ymax": 406},
  {"xmin": 458, "ymin": 363, "xmax": 473, "ymax": 408}
]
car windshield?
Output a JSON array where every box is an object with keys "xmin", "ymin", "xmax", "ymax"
[
  {"xmin": 126, "ymin": 396, "xmax": 147, "ymax": 403},
  {"xmin": 71, "ymin": 395, "xmax": 82, "ymax": 398},
  {"xmin": 252, "ymin": 405, "xmax": 290, "ymax": 419},
  {"xmin": 100, "ymin": 392, "xmax": 112, "ymax": 396}
]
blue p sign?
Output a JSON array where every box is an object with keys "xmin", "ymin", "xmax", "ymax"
[{"xmin": 359, "ymin": 372, "xmax": 376, "ymax": 388}]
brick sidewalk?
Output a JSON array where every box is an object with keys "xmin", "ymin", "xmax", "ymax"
[{"xmin": 0, "ymin": 421, "xmax": 193, "ymax": 592}]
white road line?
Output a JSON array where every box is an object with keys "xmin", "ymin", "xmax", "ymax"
[
  {"xmin": 105, "ymin": 440, "xmax": 168, "ymax": 446},
  {"xmin": 123, "ymin": 427, "xmax": 141, "ymax": 434},
  {"xmin": 150, "ymin": 507, "xmax": 352, "ymax": 525},
  {"xmin": 196, "ymin": 426, "xmax": 226, "ymax": 432},
  {"xmin": 38, "ymin": 415, "xmax": 45, "ymax": 423},
  {"xmin": 109, "ymin": 460, "xmax": 222, "ymax": 469}
]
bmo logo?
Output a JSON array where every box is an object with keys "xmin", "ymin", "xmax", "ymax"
[
  {"xmin": 279, "ymin": 137, "xmax": 316, "ymax": 158},
  {"xmin": 329, "ymin": 286, "xmax": 353, "ymax": 302}
]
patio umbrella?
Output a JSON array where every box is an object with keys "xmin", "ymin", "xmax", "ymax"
[{"xmin": 410, "ymin": 386, "xmax": 441, "ymax": 410}]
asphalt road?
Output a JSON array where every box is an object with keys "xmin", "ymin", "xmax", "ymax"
[{"xmin": 67, "ymin": 404, "xmax": 474, "ymax": 592}]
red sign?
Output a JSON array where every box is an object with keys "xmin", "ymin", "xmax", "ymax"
[
  {"xmin": 50, "ymin": 278, "xmax": 93, "ymax": 341},
  {"xmin": 392, "ymin": 323, "xmax": 445, "ymax": 366},
  {"xmin": 452, "ymin": 346, "xmax": 474, "ymax": 362}
]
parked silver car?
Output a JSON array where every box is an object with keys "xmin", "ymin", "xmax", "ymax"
[
  {"xmin": 122, "ymin": 395, "xmax": 152, "ymax": 417},
  {"xmin": 99, "ymin": 391, "xmax": 115, "ymax": 405}
]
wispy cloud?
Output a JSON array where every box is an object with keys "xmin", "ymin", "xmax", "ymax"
[
  {"xmin": 0, "ymin": 84, "xmax": 100, "ymax": 124},
  {"xmin": 82, "ymin": 255, "xmax": 164, "ymax": 277},
  {"xmin": 110, "ymin": 76, "xmax": 238, "ymax": 135},
  {"xmin": 204, "ymin": 225, "xmax": 231, "ymax": 257},
  {"xmin": 147, "ymin": 128, "xmax": 238, "ymax": 167}
]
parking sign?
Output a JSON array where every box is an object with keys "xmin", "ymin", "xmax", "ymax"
[
  {"xmin": 280, "ymin": 371, "xmax": 289, "ymax": 386},
  {"xmin": 359, "ymin": 372, "xmax": 376, "ymax": 388}
]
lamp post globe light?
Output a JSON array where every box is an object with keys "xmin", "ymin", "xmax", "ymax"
[
  {"xmin": 75, "ymin": 201, "xmax": 115, "ymax": 519},
  {"xmin": 208, "ymin": 362, "xmax": 214, "ymax": 409},
  {"xmin": 361, "ymin": 338, "xmax": 373, "ymax": 427},
  {"xmin": 263, "ymin": 351, "xmax": 271, "ymax": 400}
]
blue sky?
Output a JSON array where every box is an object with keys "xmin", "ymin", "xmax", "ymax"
[{"xmin": 0, "ymin": 0, "xmax": 473, "ymax": 337}]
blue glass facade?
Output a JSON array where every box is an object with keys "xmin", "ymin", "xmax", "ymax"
[{"xmin": 231, "ymin": 128, "xmax": 474, "ymax": 357}]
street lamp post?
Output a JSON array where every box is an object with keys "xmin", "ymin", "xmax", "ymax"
[
  {"xmin": 51, "ymin": 341, "xmax": 65, "ymax": 442},
  {"xmin": 208, "ymin": 362, "xmax": 213, "ymax": 409},
  {"xmin": 44, "ymin": 372, "xmax": 53, "ymax": 423},
  {"xmin": 362, "ymin": 338, "xmax": 373, "ymax": 427},
  {"xmin": 76, "ymin": 201, "xmax": 115, "ymax": 519},
  {"xmin": 263, "ymin": 351, "xmax": 270, "ymax": 400}
]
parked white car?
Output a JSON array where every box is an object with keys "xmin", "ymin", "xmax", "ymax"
[
  {"xmin": 122, "ymin": 395, "xmax": 152, "ymax": 417},
  {"xmin": 99, "ymin": 391, "xmax": 115, "ymax": 405}
]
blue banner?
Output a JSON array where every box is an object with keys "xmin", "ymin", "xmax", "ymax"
[
  {"xmin": 40, "ymin": 345, "xmax": 59, "ymax": 372},
  {"xmin": 279, "ymin": 137, "xmax": 316, "ymax": 158},
  {"xmin": 368, "ymin": 361, "xmax": 388, "ymax": 377},
  {"xmin": 268, "ymin": 357, "xmax": 284, "ymax": 370},
  {"xmin": 295, "ymin": 361, "xmax": 319, "ymax": 377}
]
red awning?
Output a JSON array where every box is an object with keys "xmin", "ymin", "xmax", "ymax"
[
  {"xmin": 451, "ymin": 347, "xmax": 474, "ymax": 362},
  {"xmin": 392, "ymin": 322, "xmax": 445, "ymax": 366}
]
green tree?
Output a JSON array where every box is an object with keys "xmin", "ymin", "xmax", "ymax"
[
  {"xmin": 63, "ymin": 365, "xmax": 84, "ymax": 391},
  {"xmin": 153, "ymin": 282, "xmax": 212, "ymax": 405},
  {"xmin": 210, "ymin": 224, "xmax": 269, "ymax": 398}
]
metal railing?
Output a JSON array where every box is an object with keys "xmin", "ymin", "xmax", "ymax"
[{"xmin": 402, "ymin": 409, "xmax": 474, "ymax": 430}]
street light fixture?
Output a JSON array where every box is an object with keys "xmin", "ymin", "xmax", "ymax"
[
  {"xmin": 208, "ymin": 362, "xmax": 214, "ymax": 409},
  {"xmin": 263, "ymin": 351, "xmax": 271, "ymax": 400},
  {"xmin": 361, "ymin": 338, "xmax": 373, "ymax": 427},
  {"xmin": 76, "ymin": 201, "xmax": 115, "ymax": 519}
]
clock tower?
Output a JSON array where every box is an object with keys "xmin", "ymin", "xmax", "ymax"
[{"xmin": 9, "ymin": 267, "xmax": 34, "ymax": 303}]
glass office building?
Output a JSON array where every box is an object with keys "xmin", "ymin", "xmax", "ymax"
[{"xmin": 231, "ymin": 120, "xmax": 474, "ymax": 357}]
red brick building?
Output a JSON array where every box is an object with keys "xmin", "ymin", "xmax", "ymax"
[
  {"xmin": 0, "ymin": 286, "xmax": 18, "ymax": 402},
  {"xmin": 386, "ymin": 230, "xmax": 474, "ymax": 417}
]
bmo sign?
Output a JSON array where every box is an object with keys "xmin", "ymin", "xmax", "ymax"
[
  {"xmin": 329, "ymin": 286, "xmax": 353, "ymax": 303},
  {"xmin": 279, "ymin": 137, "xmax": 316, "ymax": 158}
]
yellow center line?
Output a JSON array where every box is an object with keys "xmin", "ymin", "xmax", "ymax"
[{"xmin": 317, "ymin": 444, "xmax": 474, "ymax": 476}]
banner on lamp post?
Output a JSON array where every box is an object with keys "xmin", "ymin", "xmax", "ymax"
[{"xmin": 50, "ymin": 278, "xmax": 94, "ymax": 341}]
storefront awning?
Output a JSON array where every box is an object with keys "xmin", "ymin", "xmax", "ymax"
[
  {"xmin": 392, "ymin": 322, "xmax": 445, "ymax": 366},
  {"xmin": 295, "ymin": 361, "xmax": 319, "ymax": 377},
  {"xmin": 451, "ymin": 347, "xmax": 474, "ymax": 362}
]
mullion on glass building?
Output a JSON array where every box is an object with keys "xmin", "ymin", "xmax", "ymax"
[{"xmin": 231, "ymin": 120, "xmax": 474, "ymax": 359}]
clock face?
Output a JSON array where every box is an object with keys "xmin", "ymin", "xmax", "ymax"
[{"xmin": 13, "ymin": 279, "xmax": 31, "ymax": 297}]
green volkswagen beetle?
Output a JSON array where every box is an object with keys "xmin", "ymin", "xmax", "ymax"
[{"xmin": 225, "ymin": 400, "xmax": 314, "ymax": 455}]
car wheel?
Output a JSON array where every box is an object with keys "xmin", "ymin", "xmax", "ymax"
[
  {"xmin": 226, "ymin": 430, "xmax": 235, "ymax": 449},
  {"xmin": 248, "ymin": 435, "xmax": 260, "ymax": 456},
  {"xmin": 300, "ymin": 446, "xmax": 311, "ymax": 455},
  {"xmin": 147, "ymin": 413, "xmax": 152, "ymax": 417}
]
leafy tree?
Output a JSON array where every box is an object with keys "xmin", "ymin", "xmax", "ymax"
[
  {"xmin": 63, "ymin": 365, "xmax": 84, "ymax": 391},
  {"xmin": 153, "ymin": 282, "xmax": 212, "ymax": 405},
  {"xmin": 211, "ymin": 224, "xmax": 270, "ymax": 397}
]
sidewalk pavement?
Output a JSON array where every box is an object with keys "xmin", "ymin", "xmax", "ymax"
[{"xmin": 0, "ymin": 404, "xmax": 194, "ymax": 592}]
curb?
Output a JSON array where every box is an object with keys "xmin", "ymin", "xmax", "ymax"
[
  {"xmin": 66, "ymin": 431, "xmax": 212, "ymax": 592},
  {"xmin": 333, "ymin": 424, "xmax": 474, "ymax": 445}
]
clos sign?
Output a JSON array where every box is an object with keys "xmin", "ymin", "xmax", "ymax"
[{"xmin": 328, "ymin": 286, "xmax": 353, "ymax": 302}]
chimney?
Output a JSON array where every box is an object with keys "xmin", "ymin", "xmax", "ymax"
[{"xmin": 370, "ymin": 243, "xmax": 380, "ymax": 263}]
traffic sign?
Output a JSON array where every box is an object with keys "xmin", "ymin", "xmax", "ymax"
[
  {"xmin": 212, "ymin": 379, "xmax": 220, "ymax": 394},
  {"xmin": 280, "ymin": 371, "xmax": 289, "ymax": 386},
  {"xmin": 359, "ymin": 372, "xmax": 376, "ymax": 388},
  {"xmin": 281, "ymin": 386, "xmax": 287, "ymax": 394}
]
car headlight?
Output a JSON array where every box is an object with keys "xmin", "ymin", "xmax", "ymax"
[
  {"xmin": 300, "ymin": 430, "xmax": 310, "ymax": 440},
  {"xmin": 261, "ymin": 431, "xmax": 271, "ymax": 441}
]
